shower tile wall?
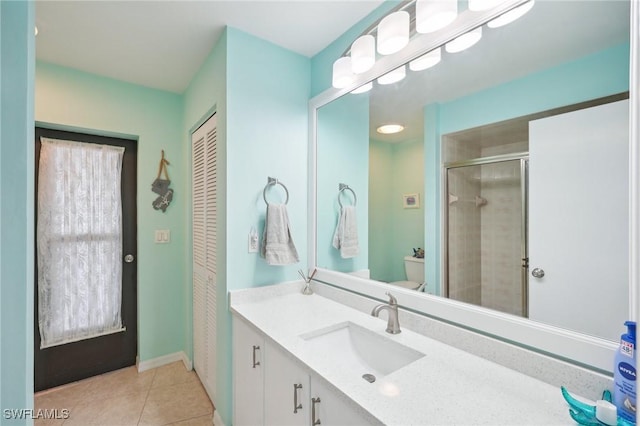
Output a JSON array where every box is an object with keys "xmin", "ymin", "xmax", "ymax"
[
  {"xmin": 480, "ymin": 142, "xmax": 526, "ymax": 316},
  {"xmin": 446, "ymin": 137, "xmax": 527, "ymax": 316},
  {"xmin": 446, "ymin": 141, "xmax": 482, "ymax": 305},
  {"xmin": 479, "ymin": 160, "xmax": 524, "ymax": 316}
]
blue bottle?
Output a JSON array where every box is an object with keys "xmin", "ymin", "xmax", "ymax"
[{"xmin": 614, "ymin": 321, "xmax": 636, "ymax": 424}]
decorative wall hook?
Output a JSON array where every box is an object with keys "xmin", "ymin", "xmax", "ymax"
[{"xmin": 152, "ymin": 149, "xmax": 174, "ymax": 212}]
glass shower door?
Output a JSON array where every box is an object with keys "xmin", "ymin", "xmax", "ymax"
[{"xmin": 445, "ymin": 157, "xmax": 528, "ymax": 317}]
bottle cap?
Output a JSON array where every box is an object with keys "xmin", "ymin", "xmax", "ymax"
[
  {"xmin": 595, "ymin": 399, "xmax": 617, "ymax": 426},
  {"xmin": 624, "ymin": 321, "xmax": 636, "ymax": 343}
]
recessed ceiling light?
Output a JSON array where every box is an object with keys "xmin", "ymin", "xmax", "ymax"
[{"xmin": 377, "ymin": 124, "xmax": 405, "ymax": 134}]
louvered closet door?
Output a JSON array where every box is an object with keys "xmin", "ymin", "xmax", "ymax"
[{"xmin": 192, "ymin": 114, "xmax": 217, "ymax": 403}]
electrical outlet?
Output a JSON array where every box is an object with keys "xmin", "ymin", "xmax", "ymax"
[{"xmin": 248, "ymin": 228, "xmax": 259, "ymax": 253}]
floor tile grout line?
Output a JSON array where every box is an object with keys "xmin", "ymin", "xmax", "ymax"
[{"xmin": 136, "ymin": 368, "xmax": 157, "ymax": 426}]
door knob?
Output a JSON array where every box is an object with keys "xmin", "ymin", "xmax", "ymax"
[
  {"xmin": 531, "ymin": 268, "xmax": 545, "ymax": 278},
  {"xmin": 124, "ymin": 254, "xmax": 135, "ymax": 263}
]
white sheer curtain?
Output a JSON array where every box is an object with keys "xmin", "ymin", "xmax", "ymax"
[{"xmin": 37, "ymin": 137, "xmax": 125, "ymax": 348}]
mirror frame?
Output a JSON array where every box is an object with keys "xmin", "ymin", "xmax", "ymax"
[{"xmin": 308, "ymin": 0, "xmax": 639, "ymax": 373}]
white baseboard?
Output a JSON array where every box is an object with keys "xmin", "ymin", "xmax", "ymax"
[
  {"xmin": 137, "ymin": 351, "xmax": 192, "ymax": 373},
  {"xmin": 213, "ymin": 410, "xmax": 225, "ymax": 426}
]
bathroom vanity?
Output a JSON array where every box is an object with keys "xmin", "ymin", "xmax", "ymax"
[{"xmin": 231, "ymin": 282, "xmax": 574, "ymax": 425}]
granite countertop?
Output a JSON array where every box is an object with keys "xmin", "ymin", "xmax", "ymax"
[{"xmin": 230, "ymin": 283, "xmax": 571, "ymax": 425}]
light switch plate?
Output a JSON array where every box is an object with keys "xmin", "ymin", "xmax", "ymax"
[{"xmin": 155, "ymin": 229, "xmax": 171, "ymax": 243}]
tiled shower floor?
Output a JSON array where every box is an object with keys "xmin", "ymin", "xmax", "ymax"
[{"xmin": 34, "ymin": 362, "xmax": 213, "ymax": 425}]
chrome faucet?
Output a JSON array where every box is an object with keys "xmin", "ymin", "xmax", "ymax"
[{"xmin": 371, "ymin": 292, "xmax": 401, "ymax": 334}]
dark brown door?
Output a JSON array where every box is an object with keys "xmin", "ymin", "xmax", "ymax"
[{"xmin": 34, "ymin": 127, "xmax": 137, "ymax": 391}]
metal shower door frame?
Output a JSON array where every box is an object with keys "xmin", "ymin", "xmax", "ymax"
[{"xmin": 442, "ymin": 152, "xmax": 529, "ymax": 317}]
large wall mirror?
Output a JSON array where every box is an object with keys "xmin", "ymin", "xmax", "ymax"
[{"xmin": 310, "ymin": 0, "xmax": 637, "ymax": 372}]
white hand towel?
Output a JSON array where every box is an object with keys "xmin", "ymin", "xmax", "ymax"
[
  {"xmin": 332, "ymin": 205, "xmax": 359, "ymax": 258},
  {"xmin": 261, "ymin": 203, "xmax": 299, "ymax": 265}
]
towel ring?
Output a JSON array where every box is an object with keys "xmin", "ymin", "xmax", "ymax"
[
  {"xmin": 338, "ymin": 183, "xmax": 357, "ymax": 208},
  {"xmin": 263, "ymin": 177, "xmax": 289, "ymax": 205}
]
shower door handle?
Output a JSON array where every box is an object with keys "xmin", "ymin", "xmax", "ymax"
[{"xmin": 531, "ymin": 268, "xmax": 545, "ymax": 278}]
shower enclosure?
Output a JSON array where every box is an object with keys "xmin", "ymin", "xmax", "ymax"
[{"xmin": 444, "ymin": 154, "xmax": 528, "ymax": 317}]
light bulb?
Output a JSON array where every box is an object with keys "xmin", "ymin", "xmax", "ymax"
[
  {"xmin": 377, "ymin": 11, "xmax": 410, "ymax": 55},
  {"xmin": 468, "ymin": 0, "xmax": 504, "ymax": 11},
  {"xmin": 416, "ymin": 0, "xmax": 458, "ymax": 33},
  {"xmin": 445, "ymin": 27, "xmax": 482, "ymax": 53},
  {"xmin": 487, "ymin": 0, "xmax": 535, "ymax": 28},
  {"xmin": 332, "ymin": 57, "xmax": 355, "ymax": 89},
  {"xmin": 377, "ymin": 66, "xmax": 406, "ymax": 85},
  {"xmin": 410, "ymin": 48, "xmax": 442, "ymax": 71},
  {"xmin": 351, "ymin": 35, "xmax": 375, "ymax": 74},
  {"xmin": 351, "ymin": 82, "xmax": 373, "ymax": 94}
]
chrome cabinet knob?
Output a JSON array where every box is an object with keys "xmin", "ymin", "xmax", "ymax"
[
  {"xmin": 124, "ymin": 254, "xmax": 135, "ymax": 263},
  {"xmin": 531, "ymin": 268, "xmax": 545, "ymax": 278}
]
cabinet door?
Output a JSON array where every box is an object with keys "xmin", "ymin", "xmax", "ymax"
[
  {"xmin": 310, "ymin": 377, "xmax": 369, "ymax": 426},
  {"xmin": 233, "ymin": 317, "xmax": 265, "ymax": 426},
  {"xmin": 264, "ymin": 343, "xmax": 310, "ymax": 426}
]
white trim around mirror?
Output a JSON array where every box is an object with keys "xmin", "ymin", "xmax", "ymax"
[{"xmin": 308, "ymin": 0, "xmax": 637, "ymax": 374}]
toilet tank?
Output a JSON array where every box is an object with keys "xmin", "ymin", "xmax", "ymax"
[{"xmin": 404, "ymin": 256, "xmax": 425, "ymax": 283}]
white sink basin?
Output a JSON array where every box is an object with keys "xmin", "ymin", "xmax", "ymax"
[{"xmin": 300, "ymin": 322, "xmax": 424, "ymax": 378}]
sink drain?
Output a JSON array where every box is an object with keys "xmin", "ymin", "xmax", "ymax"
[{"xmin": 362, "ymin": 373, "xmax": 376, "ymax": 383}]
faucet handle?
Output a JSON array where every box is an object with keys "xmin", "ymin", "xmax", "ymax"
[{"xmin": 386, "ymin": 292, "xmax": 398, "ymax": 305}]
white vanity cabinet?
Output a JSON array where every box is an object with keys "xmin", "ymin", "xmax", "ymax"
[
  {"xmin": 233, "ymin": 317, "xmax": 265, "ymax": 426},
  {"xmin": 233, "ymin": 315, "xmax": 370, "ymax": 426},
  {"xmin": 264, "ymin": 342, "xmax": 310, "ymax": 425},
  {"xmin": 309, "ymin": 377, "xmax": 370, "ymax": 426}
]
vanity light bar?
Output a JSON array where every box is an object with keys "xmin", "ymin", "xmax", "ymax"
[{"xmin": 332, "ymin": 0, "xmax": 535, "ymax": 90}]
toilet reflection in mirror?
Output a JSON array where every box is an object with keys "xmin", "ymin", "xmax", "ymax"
[{"xmin": 389, "ymin": 256, "xmax": 425, "ymax": 291}]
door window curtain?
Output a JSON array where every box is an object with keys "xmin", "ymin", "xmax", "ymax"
[{"xmin": 37, "ymin": 137, "xmax": 125, "ymax": 348}]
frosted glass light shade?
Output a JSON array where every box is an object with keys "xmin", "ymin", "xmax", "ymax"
[
  {"xmin": 416, "ymin": 0, "xmax": 458, "ymax": 34},
  {"xmin": 377, "ymin": 11, "xmax": 410, "ymax": 55},
  {"xmin": 410, "ymin": 48, "xmax": 442, "ymax": 71},
  {"xmin": 351, "ymin": 35, "xmax": 376, "ymax": 74},
  {"xmin": 445, "ymin": 27, "xmax": 482, "ymax": 53},
  {"xmin": 468, "ymin": 0, "xmax": 504, "ymax": 11},
  {"xmin": 377, "ymin": 65, "xmax": 406, "ymax": 85},
  {"xmin": 332, "ymin": 57, "xmax": 355, "ymax": 89},
  {"xmin": 488, "ymin": 0, "xmax": 535, "ymax": 28},
  {"xmin": 351, "ymin": 82, "xmax": 373, "ymax": 94}
]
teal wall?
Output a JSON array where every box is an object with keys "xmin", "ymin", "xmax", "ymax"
[
  {"xmin": 183, "ymin": 27, "xmax": 310, "ymax": 425},
  {"xmin": 35, "ymin": 62, "xmax": 186, "ymax": 363},
  {"xmin": 424, "ymin": 43, "xmax": 630, "ymax": 294},
  {"xmin": 0, "ymin": 0, "xmax": 35, "ymax": 423},
  {"xmin": 369, "ymin": 138, "xmax": 424, "ymax": 282},
  {"xmin": 369, "ymin": 139, "xmax": 393, "ymax": 281},
  {"xmin": 316, "ymin": 94, "xmax": 369, "ymax": 273}
]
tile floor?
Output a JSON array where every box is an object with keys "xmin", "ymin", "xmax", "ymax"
[{"xmin": 34, "ymin": 362, "xmax": 214, "ymax": 426}]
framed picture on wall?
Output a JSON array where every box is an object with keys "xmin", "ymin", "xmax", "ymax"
[{"xmin": 402, "ymin": 193, "xmax": 420, "ymax": 209}]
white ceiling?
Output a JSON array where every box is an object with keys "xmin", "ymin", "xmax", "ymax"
[{"xmin": 35, "ymin": 0, "xmax": 385, "ymax": 94}]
